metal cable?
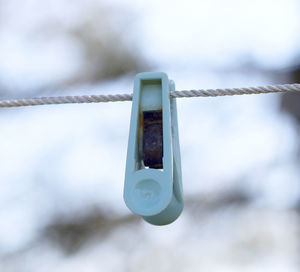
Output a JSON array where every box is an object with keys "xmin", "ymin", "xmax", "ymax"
[{"xmin": 0, "ymin": 83, "xmax": 299, "ymax": 108}]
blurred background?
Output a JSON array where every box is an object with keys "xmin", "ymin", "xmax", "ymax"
[{"xmin": 0, "ymin": 0, "xmax": 300, "ymax": 271}]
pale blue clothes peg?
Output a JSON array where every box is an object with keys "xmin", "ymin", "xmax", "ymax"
[{"xmin": 124, "ymin": 72, "xmax": 183, "ymax": 225}]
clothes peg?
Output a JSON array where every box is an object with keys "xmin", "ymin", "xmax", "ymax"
[{"xmin": 124, "ymin": 72, "xmax": 183, "ymax": 225}]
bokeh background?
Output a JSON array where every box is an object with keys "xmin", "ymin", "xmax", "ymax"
[{"xmin": 0, "ymin": 0, "xmax": 300, "ymax": 271}]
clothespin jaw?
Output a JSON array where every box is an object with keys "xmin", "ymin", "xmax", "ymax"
[{"xmin": 124, "ymin": 72, "xmax": 183, "ymax": 225}]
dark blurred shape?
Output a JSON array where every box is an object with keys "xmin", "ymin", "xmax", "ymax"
[
  {"xmin": 280, "ymin": 64, "xmax": 300, "ymax": 123},
  {"xmin": 44, "ymin": 208, "xmax": 139, "ymax": 255},
  {"xmin": 0, "ymin": 187, "xmax": 252, "ymax": 259},
  {"xmin": 42, "ymin": 188, "xmax": 251, "ymax": 255},
  {"xmin": 278, "ymin": 63, "xmax": 300, "ymax": 216},
  {"xmin": 186, "ymin": 187, "xmax": 252, "ymax": 217}
]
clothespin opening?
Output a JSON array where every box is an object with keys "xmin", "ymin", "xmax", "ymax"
[{"xmin": 124, "ymin": 72, "xmax": 183, "ymax": 226}]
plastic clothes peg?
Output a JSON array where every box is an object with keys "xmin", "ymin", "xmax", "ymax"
[{"xmin": 124, "ymin": 72, "xmax": 183, "ymax": 225}]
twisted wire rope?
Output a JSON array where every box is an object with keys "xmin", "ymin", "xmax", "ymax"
[{"xmin": 0, "ymin": 83, "xmax": 299, "ymax": 108}]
